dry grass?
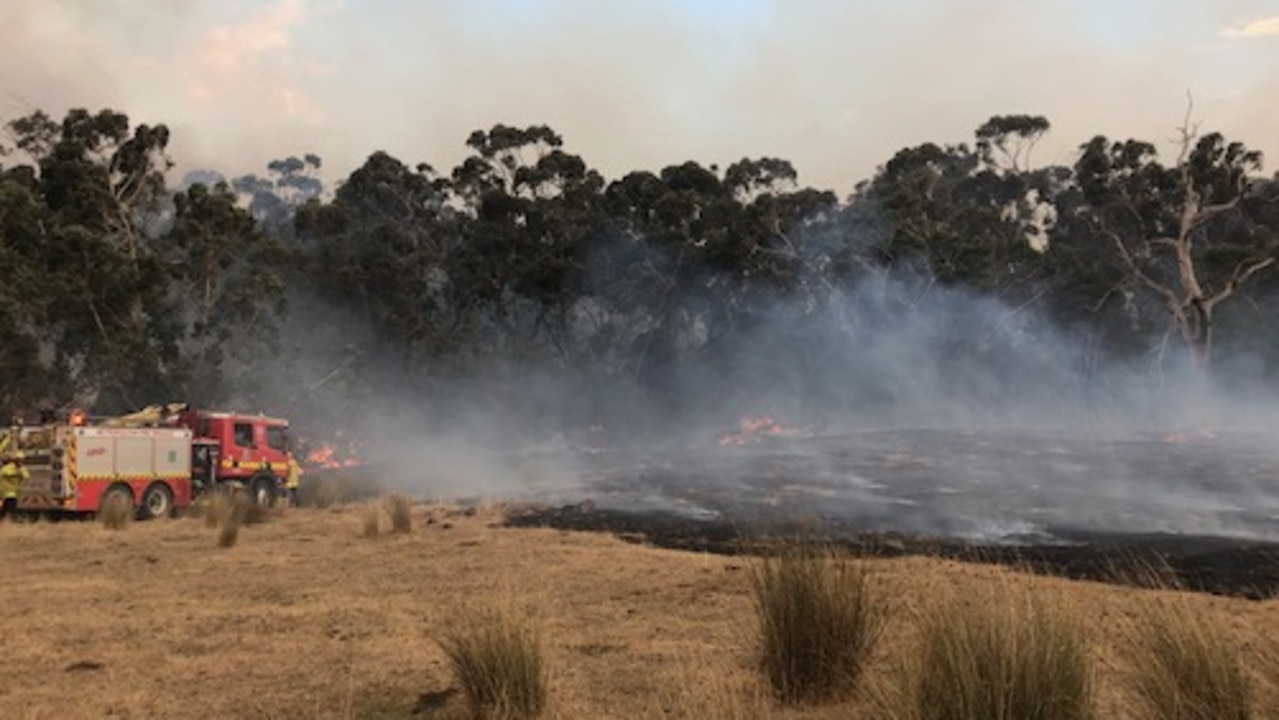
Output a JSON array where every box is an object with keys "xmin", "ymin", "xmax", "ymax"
[
  {"xmin": 296, "ymin": 468, "xmax": 384, "ymax": 509},
  {"xmin": 1126, "ymin": 597, "xmax": 1253, "ymax": 720},
  {"xmin": 1104, "ymin": 554, "xmax": 1183, "ymax": 592},
  {"xmin": 299, "ymin": 474, "xmax": 343, "ymax": 509},
  {"xmin": 385, "ymin": 494, "xmax": 412, "ymax": 534},
  {"xmin": 98, "ymin": 489, "xmax": 133, "ymax": 531},
  {"xmin": 882, "ymin": 582, "xmax": 1095, "ymax": 720},
  {"xmin": 751, "ymin": 541, "xmax": 885, "ymax": 704},
  {"xmin": 195, "ymin": 488, "xmax": 270, "ymax": 548},
  {"xmin": 3, "ymin": 506, "xmax": 1279, "ymax": 719},
  {"xmin": 657, "ymin": 656, "xmax": 771, "ymax": 719},
  {"xmin": 441, "ymin": 602, "xmax": 548, "ymax": 719}
]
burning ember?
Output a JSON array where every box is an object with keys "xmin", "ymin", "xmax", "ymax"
[
  {"xmin": 300, "ymin": 431, "xmax": 363, "ymax": 469},
  {"xmin": 717, "ymin": 416, "xmax": 805, "ymax": 447}
]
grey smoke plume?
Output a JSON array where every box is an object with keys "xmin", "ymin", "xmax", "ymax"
[{"xmin": 272, "ymin": 248, "xmax": 1279, "ymax": 545}]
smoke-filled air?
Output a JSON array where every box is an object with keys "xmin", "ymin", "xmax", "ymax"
[{"xmin": 5, "ymin": 0, "xmax": 1279, "ymax": 545}]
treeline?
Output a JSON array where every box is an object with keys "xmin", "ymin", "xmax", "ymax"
[{"xmin": 1, "ymin": 108, "xmax": 1277, "ymax": 429}]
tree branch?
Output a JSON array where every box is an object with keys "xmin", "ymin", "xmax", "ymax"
[
  {"xmin": 1174, "ymin": 91, "xmax": 1200, "ymax": 167},
  {"xmin": 1203, "ymin": 256, "xmax": 1276, "ymax": 313},
  {"xmin": 1187, "ymin": 195, "xmax": 1242, "ymax": 232},
  {"xmin": 1103, "ymin": 225, "xmax": 1180, "ymax": 312}
]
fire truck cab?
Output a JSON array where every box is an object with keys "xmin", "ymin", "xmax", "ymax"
[{"xmin": 179, "ymin": 409, "xmax": 293, "ymax": 506}]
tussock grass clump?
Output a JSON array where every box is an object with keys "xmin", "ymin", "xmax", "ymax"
[
  {"xmin": 385, "ymin": 494, "xmax": 412, "ymax": 534},
  {"xmin": 217, "ymin": 512, "xmax": 241, "ymax": 548},
  {"xmin": 241, "ymin": 494, "xmax": 269, "ymax": 525},
  {"xmin": 200, "ymin": 492, "xmax": 229, "ymax": 529},
  {"xmin": 217, "ymin": 492, "xmax": 249, "ymax": 548},
  {"xmin": 98, "ymin": 489, "xmax": 133, "ymax": 531},
  {"xmin": 361, "ymin": 502, "xmax": 381, "ymax": 539},
  {"xmin": 751, "ymin": 541, "xmax": 886, "ymax": 705},
  {"xmin": 441, "ymin": 604, "xmax": 548, "ymax": 719},
  {"xmin": 885, "ymin": 586, "xmax": 1094, "ymax": 720},
  {"xmin": 1127, "ymin": 598, "xmax": 1252, "ymax": 720}
]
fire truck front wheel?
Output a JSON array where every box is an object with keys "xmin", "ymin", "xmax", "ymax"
[
  {"xmin": 140, "ymin": 482, "xmax": 175, "ymax": 520},
  {"xmin": 249, "ymin": 474, "xmax": 278, "ymax": 508}
]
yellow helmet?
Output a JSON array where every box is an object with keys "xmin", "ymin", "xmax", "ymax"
[{"xmin": 9, "ymin": 451, "xmax": 24, "ymax": 462}]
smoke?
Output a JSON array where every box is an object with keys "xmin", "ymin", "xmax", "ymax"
[
  {"xmin": 4, "ymin": 1, "xmax": 1277, "ymax": 194},
  {"xmin": 259, "ymin": 210, "xmax": 1279, "ymax": 547}
]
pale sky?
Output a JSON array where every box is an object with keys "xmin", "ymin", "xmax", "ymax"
[{"xmin": 3, "ymin": 0, "xmax": 1278, "ymax": 194}]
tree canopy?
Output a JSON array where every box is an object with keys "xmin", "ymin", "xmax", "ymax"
[{"xmin": 2, "ymin": 108, "xmax": 1276, "ymax": 432}]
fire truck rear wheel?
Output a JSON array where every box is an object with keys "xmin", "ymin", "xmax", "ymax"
[
  {"xmin": 250, "ymin": 475, "xmax": 278, "ymax": 508},
  {"xmin": 141, "ymin": 482, "xmax": 175, "ymax": 520}
]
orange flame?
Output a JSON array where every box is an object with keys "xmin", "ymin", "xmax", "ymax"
[
  {"xmin": 301, "ymin": 434, "xmax": 363, "ymax": 469},
  {"xmin": 718, "ymin": 416, "xmax": 785, "ymax": 447}
]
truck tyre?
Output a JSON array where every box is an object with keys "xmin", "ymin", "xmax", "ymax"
[
  {"xmin": 140, "ymin": 482, "xmax": 175, "ymax": 520},
  {"xmin": 249, "ymin": 474, "xmax": 278, "ymax": 508}
]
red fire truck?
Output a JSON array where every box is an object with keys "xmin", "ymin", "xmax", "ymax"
[{"xmin": 0, "ymin": 404, "xmax": 298, "ymax": 520}]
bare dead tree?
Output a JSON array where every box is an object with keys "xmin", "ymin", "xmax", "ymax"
[{"xmin": 1105, "ymin": 97, "xmax": 1275, "ymax": 368}]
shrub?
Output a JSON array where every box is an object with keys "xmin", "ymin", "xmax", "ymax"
[
  {"xmin": 441, "ymin": 605, "xmax": 547, "ymax": 719},
  {"xmin": 751, "ymin": 541, "xmax": 886, "ymax": 704},
  {"xmin": 1127, "ymin": 598, "xmax": 1252, "ymax": 720},
  {"xmin": 886, "ymin": 586, "xmax": 1094, "ymax": 720}
]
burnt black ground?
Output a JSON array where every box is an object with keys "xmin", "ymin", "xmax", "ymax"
[
  {"xmin": 498, "ymin": 428, "xmax": 1279, "ymax": 599},
  {"xmin": 505, "ymin": 503, "xmax": 1279, "ymax": 599}
]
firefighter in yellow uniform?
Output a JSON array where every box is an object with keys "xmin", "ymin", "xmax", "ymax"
[
  {"xmin": 1, "ymin": 451, "xmax": 29, "ymax": 517},
  {"xmin": 285, "ymin": 453, "xmax": 303, "ymax": 507}
]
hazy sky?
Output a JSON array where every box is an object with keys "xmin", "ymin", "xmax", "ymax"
[{"xmin": 3, "ymin": 0, "xmax": 1277, "ymax": 194}]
